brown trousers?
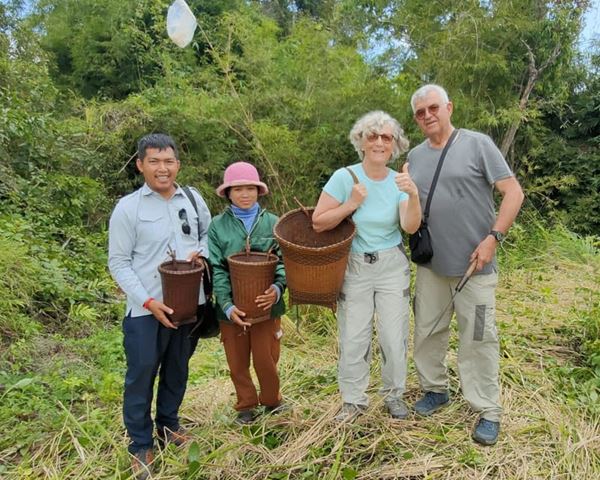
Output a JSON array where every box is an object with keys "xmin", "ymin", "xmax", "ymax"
[{"xmin": 220, "ymin": 317, "xmax": 282, "ymax": 411}]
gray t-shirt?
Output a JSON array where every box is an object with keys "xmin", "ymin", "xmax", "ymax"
[{"xmin": 408, "ymin": 129, "xmax": 513, "ymax": 276}]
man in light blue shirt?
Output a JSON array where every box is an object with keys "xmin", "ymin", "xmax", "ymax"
[{"xmin": 108, "ymin": 133, "xmax": 211, "ymax": 478}]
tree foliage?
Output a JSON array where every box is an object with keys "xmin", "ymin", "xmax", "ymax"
[{"xmin": 0, "ymin": 0, "xmax": 598, "ymax": 347}]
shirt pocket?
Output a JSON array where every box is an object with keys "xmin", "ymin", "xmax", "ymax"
[{"xmin": 137, "ymin": 210, "xmax": 166, "ymax": 244}]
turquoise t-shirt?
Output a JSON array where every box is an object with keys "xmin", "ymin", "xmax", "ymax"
[{"xmin": 323, "ymin": 163, "xmax": 408, "ymax": 253}]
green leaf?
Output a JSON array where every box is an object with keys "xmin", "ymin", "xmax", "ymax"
[
  {"xmin": 188, "ymin": 441, "xmax": 200, "ymax": 463},
  {"xmin": 342, "ymin": 467, "xmax": 358, "ymax": 480}
]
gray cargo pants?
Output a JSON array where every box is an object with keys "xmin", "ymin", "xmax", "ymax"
[
  {"xmin": 337, "ymin": 245, "xmax": 411, "ymax": 406},
  {"xmin": 414, "ymin": 265, "xmax": 502, "ymax": 421}
]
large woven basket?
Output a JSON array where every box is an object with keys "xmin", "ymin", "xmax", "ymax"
[
  {"xmin": 227, "ymin": 251, "xmax": 278, "ymax": 324},
  {"xmin": 274, "ymin": 207, "xmax": 355, "ymax": 310},
  {"xmin": 158, "ymin": 260, "xmax": 204, "ymax": 326}
]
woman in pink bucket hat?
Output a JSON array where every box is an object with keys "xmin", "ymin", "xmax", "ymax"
[
  {"xmin": 208, "ymin": 161, "xmax": 287, "ymax": 424},
  {"xmin": 215, "ymin": 161, "xmax": 269, "ymax": 197}
]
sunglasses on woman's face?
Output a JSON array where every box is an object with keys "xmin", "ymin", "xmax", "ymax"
[
  {"xmin": 365, "ymin": 132, "xmax": 395, "ymax": 144},
  {"xmin": 178, "ymin": 208, "xmax": 191, "ymax": 235},
  {"xmin": 414, "ymin": 104, "xmax": 441, "ymax": 120}
]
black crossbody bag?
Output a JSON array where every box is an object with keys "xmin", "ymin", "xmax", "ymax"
[
  {"xmin": 182, "ymin": 187, "xmax": 220, "ymax": 343},
  {"xmin": 409, "ymin": 129, "xmax": 459, "ymax": 264}
]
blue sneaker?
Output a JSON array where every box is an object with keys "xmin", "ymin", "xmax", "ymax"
[
  {"xmin": 472, "ymin": 418, "xmax": 500, "ymax": 445},
  {"xmin": 414, "ymin": 391, "xmax": 450, "ymax": 416}
]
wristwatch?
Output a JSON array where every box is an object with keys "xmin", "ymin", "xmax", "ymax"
[{"xmin": 489, "ymin": 230, "xmax": 505, "ymax": 243}]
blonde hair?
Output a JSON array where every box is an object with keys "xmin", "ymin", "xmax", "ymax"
[{"xmin": 349, "ymin": 111, "xmax": 409, "ymax": 162}]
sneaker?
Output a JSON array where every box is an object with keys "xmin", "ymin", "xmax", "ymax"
[
  {"xmin": 385, "ymin": 397, "xmax": 409, "ymax": 419},
  {"xmin": 157, "ymin": 426, "xmax": 191, "ymax": 447},
  {"xmin": 472, "ymin": 418, "xmax": 500, "ymax": 446},
  {"xmin": 334, "ymin": 403, "xmax": 365, "ymax": 423},
  {"xmin": 235, "ymin": 409, "xmax": 258, "ymax": 425},
  {"xmin": 131, "ymin": 448, "xmax": 154, "ymax": 480},
  {"xmin": 414, "ymin": 391, "xmax": 450, "ymax": 416}
]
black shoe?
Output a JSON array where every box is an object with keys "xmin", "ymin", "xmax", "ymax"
[
  {"xmin": 414, "ymin": 391, "xmax": 450, "ymax": 416},
  {"xmin": 264, "ymin": 402, "xmax": 290, "ymax": 415},
  {"xmin": 235, "ymin": 409, "xmax": 257, "ymax": 425},
  {"xmin": 472, "ymin": 418, "xmax": 500, "ymax": 445}
]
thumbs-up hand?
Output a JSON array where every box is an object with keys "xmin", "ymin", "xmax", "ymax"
[{"xmin": 395, "ymin": 162, "xmax": 418, "ymax": 197}]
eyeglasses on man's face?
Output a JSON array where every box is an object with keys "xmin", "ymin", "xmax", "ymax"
[
  {"xmin": 364, "ymin": 132, "xmax": 395, "ymax": 144},
  {"xmin": 178, "ymin": 208, "xmax": 191, "ymax": 235},
  {"xmin": 414, "ymin": 104, "xmax": 444, "ymax": 120}
]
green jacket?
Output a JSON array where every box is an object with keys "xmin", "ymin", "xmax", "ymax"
[{"xmin": 207, "ymin": 206, "xmax": 286, "ymax": 322}]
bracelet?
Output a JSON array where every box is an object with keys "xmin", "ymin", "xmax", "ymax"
[{"xmin": 143, "ymin": 297, "xmax": 155, "ymax": 309}]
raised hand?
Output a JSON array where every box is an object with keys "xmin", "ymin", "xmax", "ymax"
[
  {"xmin": 349, "ymin": 182, "xmax": 368, "ymax": 209},
  {"xmin": 395, "ymin": 162, "xmax": 418, "ymax": 198}
]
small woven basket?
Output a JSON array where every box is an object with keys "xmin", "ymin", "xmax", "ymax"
[
  {"xmin": 274, "ymin": 207, "xmax": 355, "ymax": 310},
  {"xmin": 227, "ymin": 251, "xmax": 278, "ymax": 324},
  {"xmin": 158, "ymin": 260, "xmax": 204, "ymax": 326}
]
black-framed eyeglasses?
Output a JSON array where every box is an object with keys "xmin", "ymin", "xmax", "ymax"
[{"xmin": 178, "ymin": 208, "xmax": 191, "ymax": 235}]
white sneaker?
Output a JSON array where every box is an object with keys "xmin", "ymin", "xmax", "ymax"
[{"xmin": 334, "ymin": 403, "xmax": 366, "ymax": 422}]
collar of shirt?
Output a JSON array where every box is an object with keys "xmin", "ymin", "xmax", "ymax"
[{"xmin": 141, "ymin": 182, "xmax": 186, "ymax": 198}]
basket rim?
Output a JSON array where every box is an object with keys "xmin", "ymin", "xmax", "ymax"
[
  {"xmin": 274, "ymin": 207, "xmax": 355, "ymax": 254},
  {"xmin": 227, "ymin": 251, "xmax": 279, "ymax": 266},
  {"xmin": 158, "ymin": 260, "xmax": 204, "ymax": 275}
]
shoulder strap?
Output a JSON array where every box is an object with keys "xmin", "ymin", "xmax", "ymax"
[
  {"xmin": 182, "ymin": 186, "xmax": 201, "ymax": 240},
  {"xmin": 423, "ymin": 128, "xmax": 459, "ymax": 222},
  {"xmin": 182, "ymin": 186, "xmax": 212, "ymax": 295},
  {"xmin": 345, "ymin": 166, "xmax": 359, "ymax": 185}
]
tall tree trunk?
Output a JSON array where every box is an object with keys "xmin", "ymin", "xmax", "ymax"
[{"xmin": 500, "ymin": 43, "xmax": 562, "ymax": 165}]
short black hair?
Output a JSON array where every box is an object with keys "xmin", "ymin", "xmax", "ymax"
[{"xmin": 137, "ymin": 133, "xmax": 179, "ymax": 161}]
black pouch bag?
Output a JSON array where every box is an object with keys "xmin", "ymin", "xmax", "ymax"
[
  {"xmin": 409, "ymin": 129, "xmax": 459, "ymax": 264},
  {"xmin": 191, "ymin": 260, "xmax": 219, "ymax": 338},
  {"xmin": 181, "ymin": 187, "xmax": 220, "ymax": 355},
  {"xmin": 409, "ymin": 221, "xmax": 433, "ymax": 264}
]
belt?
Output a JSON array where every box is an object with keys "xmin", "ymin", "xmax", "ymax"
[{"xmin": 362, "ymin": 245, "xmax": 405, "ymax": 264}]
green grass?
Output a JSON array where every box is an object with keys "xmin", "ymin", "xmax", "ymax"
[{"xmin": 0, "ymin": 220, "xmax": 599, "ymax": 479}]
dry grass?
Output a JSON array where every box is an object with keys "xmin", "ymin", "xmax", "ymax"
[{"xmin": 3, "ymin": 256, "xmax": 599, "ymax": 479}]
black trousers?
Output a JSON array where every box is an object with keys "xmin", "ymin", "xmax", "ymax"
[{"xmin": 122, "ymin": 314, "xmax": 193, "ymax": 453}]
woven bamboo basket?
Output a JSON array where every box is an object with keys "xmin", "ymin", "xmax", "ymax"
[
  {"xmin": 158, "ymin": 260, "xmax": 204, "ymax": 326},
  {"xmin": 274, "ymin": 207, "xmax": 355, "ymax": 310},
  {"xmin": 227, "ymin": 251, "xmax": 278, "ymax": 324}
]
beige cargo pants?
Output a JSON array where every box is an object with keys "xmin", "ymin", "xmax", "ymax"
[
  {"xmin": 337, "ymin": 246, "xmax": 411, "ymax": 406},
  {"xmin": 413, "ymin": 265, "xmax": 502, "ymax": 422}
]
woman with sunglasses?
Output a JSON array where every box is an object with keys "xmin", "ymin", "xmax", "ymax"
[{"xmin": 312, "ymin": 111, "xmax": 421, "ymax": 422}]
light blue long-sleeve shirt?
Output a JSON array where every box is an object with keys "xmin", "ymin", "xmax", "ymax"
[{"xmin": 108, "ymin": 183, "xmax": 211, "ymax": 318}]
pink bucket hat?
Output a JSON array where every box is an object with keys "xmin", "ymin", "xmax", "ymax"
[{"xmin": 216, "ymin": 162, "xmax": 269, "ymax": 197}]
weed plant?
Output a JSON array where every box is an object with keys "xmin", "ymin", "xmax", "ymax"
[{"xmin": 0, "ymin": 213, "xmax": 598, "ymax": 478}]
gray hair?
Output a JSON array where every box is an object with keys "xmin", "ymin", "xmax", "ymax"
[
  {"xmin": 410, "ymin": 84, "xmax": 450, "ymax": 113},
  {"xmin": 349, "ymin": 111, "xmax": 410, "ymax": 162}
]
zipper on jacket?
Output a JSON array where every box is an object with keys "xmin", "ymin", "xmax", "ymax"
[{"xmin": 228, "ymin": 207, "xmax": 267, "ymax": 250}]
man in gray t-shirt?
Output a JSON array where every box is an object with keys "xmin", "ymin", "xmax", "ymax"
[{"xmin": 408, "ymin": 85, "xmax": 524, "ymax": 446}]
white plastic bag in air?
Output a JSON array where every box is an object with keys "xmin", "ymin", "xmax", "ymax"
[{"xmin": 166, "ymin": 0, "xmax": 197, "ymax": 48}]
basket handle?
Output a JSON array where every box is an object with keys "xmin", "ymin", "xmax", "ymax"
[
  {"xmin": 294, "ymin": 196, "xmax": 311, "ymax": 220},
  {"xmin": 167, "ymin": 245, "xmax": 177, "ymax": 265}
]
